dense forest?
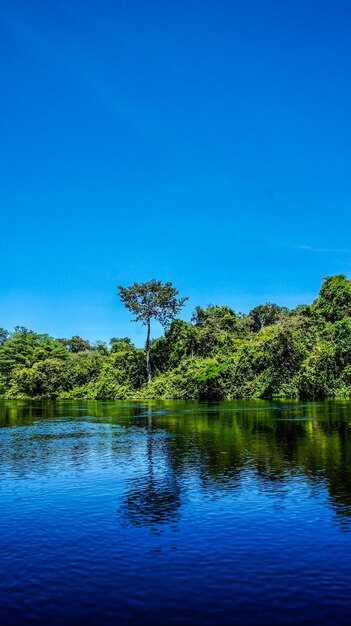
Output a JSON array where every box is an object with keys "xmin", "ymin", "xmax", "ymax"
[{"xmin": 2, "ymin": 274, "xmax": 351, "ymax": 400}]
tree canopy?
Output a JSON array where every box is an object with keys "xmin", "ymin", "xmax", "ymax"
[
  {"xmin": 2, "ymin": 274, "xmax": 351, "ymax": 400},
  {"xmin": 118, "ymin": 279, "xmax": 188, "ymax": 327},
  {"xmin": 117, "ymin": 279, "xmax": 188, "ymax": 383}
]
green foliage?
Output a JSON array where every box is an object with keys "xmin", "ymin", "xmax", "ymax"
[
  {"xmin": 0, "ymin": 328, "xmax": 9, "ymax": 346},
  {"xmin": 6, "ymin": 358, "xmax": 67, "ymax": 399},
  {"xmin": 2, "ymin": 274, "xmax": 351, "ymax": 400},
  {"xmin": 118, "ymin": 279, "xmax": 188, "ymax": 328},
  {"xmin": 313, "ymin": 274, "xmax": 351, "ymax": 322},
  {"xmin": 118, "ymin": 279, "xmax": 188, "ymax": 383},
  {"xmin": 150, "ymin": 319, "xmax": 196, "ymax": 372},
  {"xmin": 248, "ymin": 302, "xmax": 289, "ymax": 332},
  {"xmin": 110, "ymin": 337, "xmax": 134, "ymax": 352},
  {"xmin": 58, "ymin": 335, "xmax": 92, "ymax": 353},
  {"xmin": 191, "ymin": 305, "xmax": 245, "ymax": 357}
]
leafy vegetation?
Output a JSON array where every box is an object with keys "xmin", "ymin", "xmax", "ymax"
[
  {"xmin": 2, "ymin": 274, "xmax": 351, "ymax": 400},
  {"xmin": 117, "ymin": 279, "xmax": 188, "ymax": 383}
]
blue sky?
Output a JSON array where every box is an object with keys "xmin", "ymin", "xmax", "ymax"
[{"xmin": 1, "ymin": 0, "xmax": 351, "ymax": 346}]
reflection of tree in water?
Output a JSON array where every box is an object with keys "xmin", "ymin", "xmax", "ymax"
[
  {"xmin": 3, "ymin": 399, "xmax": 351, "ymax": 527},
  {"xmin": 118, "ymin": 409, "xmax": 181, "ymax": 526},
  {"xmin": 158, "ymin": 404, "xmax": 351, "ymax": 526},
  {"xmin": 116, "ymin": 403, "xmax": 351, "ymax": 528},
  {"xmin": 322, "ymin": 421, "xmax": 351, "ymax": 523}
]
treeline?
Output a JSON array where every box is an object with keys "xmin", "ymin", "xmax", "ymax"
[{"xmin": 2, "ymin": 274, "xmax": 351, "ymax": 400}]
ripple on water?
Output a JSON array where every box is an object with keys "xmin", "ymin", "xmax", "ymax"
[{"xmin": 1, "ymin": 399, "xmax": 351, "ymax": 625}]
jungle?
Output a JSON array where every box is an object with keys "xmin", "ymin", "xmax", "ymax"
[{"xmin": 1, "ymin": 274, "xmax": 351, "ymax": 400}]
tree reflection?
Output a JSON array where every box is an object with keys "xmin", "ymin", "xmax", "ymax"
[
  {"xmin": 2, "ymin": 399, "xmax": 351, "ymax": 526},
  {"xmin": 118, "ymin": 407, "xmax": 181, "ymax": 526},
  {"xmin": 118, "ymin": 401, "xmax": 351, "ymax": 527}
]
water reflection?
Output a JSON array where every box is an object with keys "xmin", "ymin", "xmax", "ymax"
[
  {"xmin": 119, "ymin": 408, "xmax": 181, "ymax": 526},
  {"xmin": 3, "ymin": 400, "xmax": 351, "ymax": 625},
  {"xmin": 1, "ymin": 399, "xmax": 351, "ymax": 526}
]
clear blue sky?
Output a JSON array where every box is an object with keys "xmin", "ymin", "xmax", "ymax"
[{"xmin": 1, "ymin": 0, "xmax": 351, "ymax": 346}]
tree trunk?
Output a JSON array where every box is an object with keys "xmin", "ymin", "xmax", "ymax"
[{"xmin": 146, "ymin": 318, "xmax": 151, "ymax": 383}]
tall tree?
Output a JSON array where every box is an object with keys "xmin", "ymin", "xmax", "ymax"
[{"xmin": 117, "ymin": 279, "xmax": 188, "ymax": 383}]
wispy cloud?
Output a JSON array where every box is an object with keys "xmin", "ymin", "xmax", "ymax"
[{"xmin": 295, "ymin": 245, "xmax": 351, "ymax": 254}]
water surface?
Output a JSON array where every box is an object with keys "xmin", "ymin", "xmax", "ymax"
[{"xmin": 1, "ymin": 399, "xmax": 351, "ymax": 625}]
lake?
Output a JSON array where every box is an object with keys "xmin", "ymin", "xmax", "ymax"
[{"xmin": 1, "ymin": 400, "xmax": 351, "ymax": 625}]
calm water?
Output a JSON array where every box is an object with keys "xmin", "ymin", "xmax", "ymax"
[{"xmin": 1, "ymin": 400, "xmax": 351, "ymax": 625}]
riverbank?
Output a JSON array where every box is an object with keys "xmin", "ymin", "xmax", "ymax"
[{"xmin": 2, "ymin": 275, "xmax": 351, "ymax": 400}]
